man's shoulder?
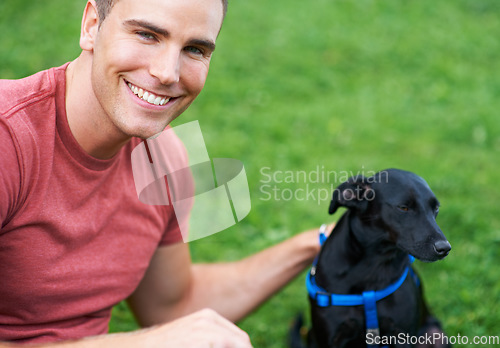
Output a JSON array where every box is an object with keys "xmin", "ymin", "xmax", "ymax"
[
  {"xmin": 0, "ymin": 63, "xmax": 70, "ymax": 117},
  {"xmin": 0, "ymin": 64, "xmax": 68, "ymax": 201},
  {"xmin": 0, "ymin": 69, "xmax": 56, "ymax": 117},
  {"xmin": 0, "ymin": 69, "xmax": 52, "ymax": 176}
]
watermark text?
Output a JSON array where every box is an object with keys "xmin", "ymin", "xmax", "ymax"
[{"xmin": 366, "ymin": 332, "xmax": 500, "ymax": 346}]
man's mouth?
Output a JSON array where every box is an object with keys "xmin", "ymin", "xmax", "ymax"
[{"xmin": 126, "ymin": 81, "xmax": 171, "ymax": 106}]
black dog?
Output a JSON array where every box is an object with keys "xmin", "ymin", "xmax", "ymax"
[{"xmin": 293, "ymin": 169, "xmax": 451, "ymax": 348}]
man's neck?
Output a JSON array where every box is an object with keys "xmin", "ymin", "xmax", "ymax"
[{"xmin": 65, "ymin": 54, "xmax": 131, "ymax": 160}]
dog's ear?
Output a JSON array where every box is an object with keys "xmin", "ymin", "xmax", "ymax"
[{"xmin": 329, "ymin": 175, "xmax": 374, "ymax": 214}]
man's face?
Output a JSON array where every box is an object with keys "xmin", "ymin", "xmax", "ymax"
[{"xmin": 89, "ymin": 0, "xmax": 223, "ymax": 139}]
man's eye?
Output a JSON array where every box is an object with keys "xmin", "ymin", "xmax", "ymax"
[
  {"xmin": 185, "ymin": 46, "xmax": 203, "ymax": 55},
  {"xmin": 137, "ymin": 31, "xmax": 156, "ymax": 41}
]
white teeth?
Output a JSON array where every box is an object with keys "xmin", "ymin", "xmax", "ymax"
[{"xmin": 127, "ymin": 81, "xmax": 170, "ymax": 106}]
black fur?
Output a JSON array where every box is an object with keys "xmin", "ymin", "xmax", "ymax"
[{"xmin": 293, "ymin": 169, "xmax": 451, "ymax": 348}]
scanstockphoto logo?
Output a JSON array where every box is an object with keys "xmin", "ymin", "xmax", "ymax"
[
  {"xmin": 131, "ymin": 121, "xmax": 251, "ymax": 243},
  {"xmin": 259, "ymin": 166, "xmax": 387, "ymax": 205}
]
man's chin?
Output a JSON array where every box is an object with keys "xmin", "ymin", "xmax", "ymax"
[
  {"xmin": 125, "ymin": 123, "xmax": 170, "ymax": 140},
  {"xmin": 117, "ymin": 109, "xmax": 181, "ymax": 140}
]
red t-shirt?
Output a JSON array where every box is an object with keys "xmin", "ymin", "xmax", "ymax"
[{"xmin": 0, "ymin": 64, "xmax": 186, "ymax": 343}]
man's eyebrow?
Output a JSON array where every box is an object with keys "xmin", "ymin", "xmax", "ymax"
[
  {"xmin": 187, "ymin": 39, "xmax": 216, "ymax": 52},
  {"xmin": 124, "ymin": 19, "xmax": 170, "ymax": 38},
  {"xmin": 124, "ymin": 19, "xmax": 216, "ymax": 52}
]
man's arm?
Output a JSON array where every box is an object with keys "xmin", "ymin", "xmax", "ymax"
[
  {"xmin": 0, "ymin": 228, "xmax": 320, "ymax": 347},
  {"xmin": 127, "ymin": 228, "xmax": 322, "ymax": 326},
  {"xmin": 0, "ymin": 309, "xmax": 251, "ymax": 347}
]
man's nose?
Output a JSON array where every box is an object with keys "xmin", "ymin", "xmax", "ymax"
[{"xmin": 149, "ymin": 48, "xmax": 181, "ymax": 85}]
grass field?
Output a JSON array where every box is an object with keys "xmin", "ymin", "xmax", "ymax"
[{"xmin": 1, "ymin": 0, "xmax": 499, "ymax": 346}]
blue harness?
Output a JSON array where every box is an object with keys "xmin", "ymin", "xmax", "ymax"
[{"xmin": 306, "ymin": 225, "xmax": 418, "ymax": 348}]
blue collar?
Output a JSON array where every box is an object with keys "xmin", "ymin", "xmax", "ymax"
[{"xmin": 306, "ymin": 225, "xmax": 416, "ymax": 347}]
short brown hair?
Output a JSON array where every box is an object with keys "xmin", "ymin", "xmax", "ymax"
[{"xmin": 95, "ymin": 0, "xmax": 228, "ymax": 25}]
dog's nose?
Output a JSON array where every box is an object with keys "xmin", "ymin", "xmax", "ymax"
[{"xmin": 433, "ymin": 240, "xmax": 451, "ymax": 257}]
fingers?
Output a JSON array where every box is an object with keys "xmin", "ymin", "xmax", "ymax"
[
  {"xmin": 320, "ymin": 222, "xmax": 335, "ymax": 237},
  {"xmin": 303, "ymin": 222, "xmax": 335, "ymax": 236},
  {"xmin": 150, "ymin": 308, "xmax": 253, "ymax": 348},
  {"xmin": 193, "ymin": 308, "xmax": 251, "ymax": 346}
]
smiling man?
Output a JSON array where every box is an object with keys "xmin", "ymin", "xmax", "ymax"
[
  {"xmin": 0, "ymin": 0, "xmax": 322, "ymax": 347},
  {"xmin": 68, "ymin": 0, "xmax": 223, "ymax": 158}
]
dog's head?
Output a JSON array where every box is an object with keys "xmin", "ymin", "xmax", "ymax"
[{"xmin": 329, "ymin": 168, "xmax": 451, "ymax": 262}]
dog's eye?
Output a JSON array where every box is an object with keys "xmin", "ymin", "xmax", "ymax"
[
  {"xmin": 435, "ymin": 206, "xmax": 440, "ymax": 214},
  {"xmin": 398, "ymin": 205, "xmax": 409, "ymax": 212}
]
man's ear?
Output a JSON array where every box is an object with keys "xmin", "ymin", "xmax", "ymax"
[
  {"xmin": 80, "ymin": 0, "xmax": 99, "ymax": 51},
  {"xmin": 328, "ymin": 175, "xmax": 374, "ymax": 215}
]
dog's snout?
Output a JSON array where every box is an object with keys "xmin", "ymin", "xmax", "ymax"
[{"xmin": 433, "ymin": 240, "xmax": 451, "ymax": 258}]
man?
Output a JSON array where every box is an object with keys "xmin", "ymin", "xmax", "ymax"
[{"xmin": 0, "ymin": 0, "xmax": 322, "ymax": 346}]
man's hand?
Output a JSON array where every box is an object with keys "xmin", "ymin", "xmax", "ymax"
[{"xmin": 139, "ymin": 309, "xmax": 253, "ymax": 348}]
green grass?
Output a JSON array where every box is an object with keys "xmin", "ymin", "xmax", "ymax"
[{"xmin": 2, "ymin": 0, "xmax": 499, "ymax": 346}]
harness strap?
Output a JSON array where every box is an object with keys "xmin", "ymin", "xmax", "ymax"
[
  {"xmin": 363, "ymin": 291, "xmax": 380, "ymax": 348},
  {"xmin": 306, "ymin": 266, "xmax": 410, "ymax": 307},
  {"xmin": 307, "ymin": 225, "xmax": 417, "ymax": 348}
]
